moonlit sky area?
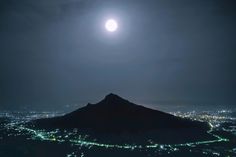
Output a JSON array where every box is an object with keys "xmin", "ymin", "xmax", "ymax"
[{"xmin": 0, "ymin": 0, "xmax": 235, "ymax": 110}]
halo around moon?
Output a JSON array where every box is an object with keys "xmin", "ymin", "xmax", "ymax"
[{"xmin": 105, "ymin": 19, "xmax": 118, "ymax": 32}]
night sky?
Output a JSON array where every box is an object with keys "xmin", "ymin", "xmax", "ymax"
[{"xmin": 0, "ymin": 0, "xmax": 235, "ymax": 110}]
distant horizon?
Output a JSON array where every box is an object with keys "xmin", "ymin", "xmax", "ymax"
[{"xmin": 0, "ymin": 93, "xmax": 234, "ymax": 112}]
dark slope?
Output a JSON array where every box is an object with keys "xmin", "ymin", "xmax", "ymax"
[{"xmin": 32, "ymin": 93, "xmax": 210, "ymax": 134}]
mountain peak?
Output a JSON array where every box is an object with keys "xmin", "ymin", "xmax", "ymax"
[
  {"xmin": 105, "ymin": 93, "xmax": 122, "ymax": 100},
  {"xmin": 100, "ymin": 93, "xmax": 130, "ymax": 106}
]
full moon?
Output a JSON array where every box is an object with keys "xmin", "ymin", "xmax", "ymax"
[{"xmin": 105, "ymin": 19, "xmax": 118, "ymax": 32}]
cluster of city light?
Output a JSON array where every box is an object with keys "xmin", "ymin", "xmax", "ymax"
[
  {"xmin": 5, "ymin": 121, "xmax": 228, "ymax": 156},
  {"xmin": 171, "ymin": 110, "xmax": 236, "ymax": 128},
  {"xmin": 1, "ymin": 109, "xmax": 235, "ymax": 156},
  {"xmin": 66, "ymin": 152, "xmax": 84, "ymax": 157}
]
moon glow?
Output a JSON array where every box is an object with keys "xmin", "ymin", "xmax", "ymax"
[{"xmin": 105, "ymin": 19, "xmax": 118, "ymax": 32}]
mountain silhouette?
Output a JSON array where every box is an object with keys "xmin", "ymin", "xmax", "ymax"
[{"xmin": 32, "ymin": 93, "xmax": 210, "ymax": 134}]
